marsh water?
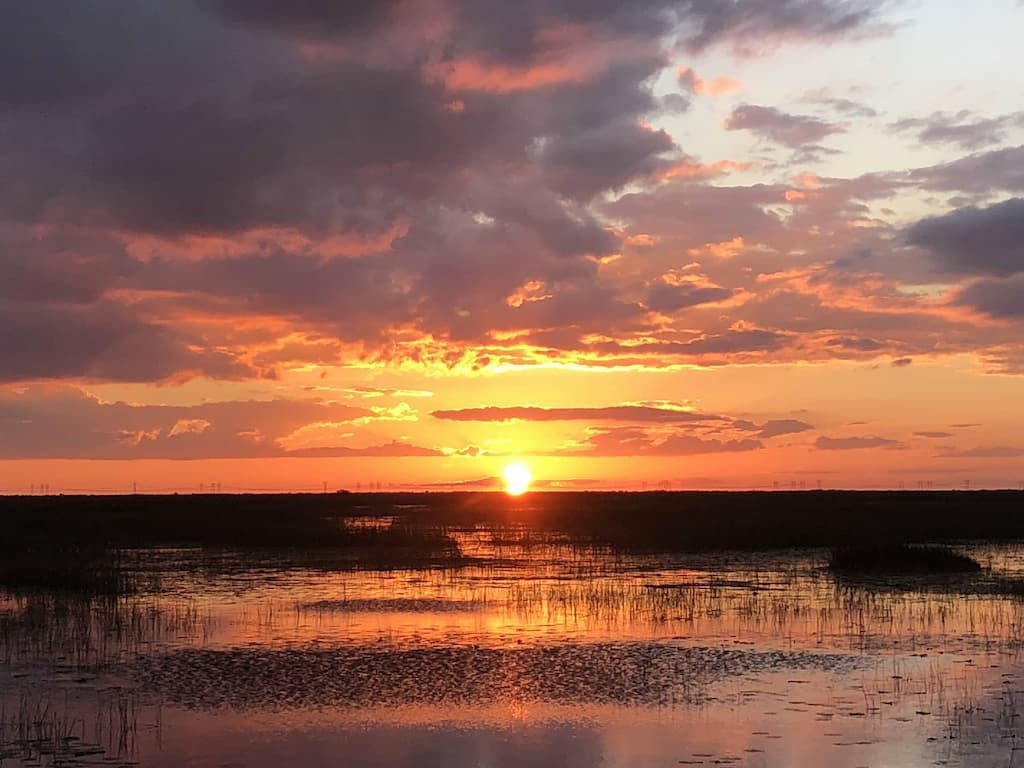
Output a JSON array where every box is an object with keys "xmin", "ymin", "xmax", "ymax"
[{"xmin": 5, "ymin": 523, "xmax": 1024, "ymax": 767}]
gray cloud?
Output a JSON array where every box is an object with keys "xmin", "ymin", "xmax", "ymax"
[
  {"xmin": 955, "ymin": 275, "xmax": 1024, "ymax": 318},
  {"xmin": 675, "ymin": 0, "xmax": 889, "ymax": 52},
  {"xmin": 890, "ymin": 110, "xmax": 1024, "ymax": 151},
  {"xmin": 0, "ymin": 0, "xmax": 892, "ymax": 234},
  {"xmin": 0, "ymin": 300, "xmax": 253, "ymax": 383},
  {"xmin": 200, "ymin": 0, "xmax": 402, "ymax": 39},
  {"xmin": 907, "ymin": 198, "xmax": 1024, "ymax": 276},
  {"xmin": 0, "ymin": 0, "xmax": 921, "ymax": 385},
  {"xmin": 803, "ymin": 92, "xmax": 878, "ymax": 118},
  {"xmin": 642, "ymin": 329, "xmax": 789, "ymax": 355},
  {"xmin": 908, "ymin": 146, "xmax": 1024, "ymax": 194},
  {"xmin": 756, "ymin": 419, "xmax": 814, "ymax": 438},
  {"xmin": 645, "ymin": 283, "xmax": 734, "ymax": 312},
  {"xmin": 561, "ymin": 426, "xmax": 763, "ymax": 456},
  {"xmin": 724, "ymin": 104, "xmax": 846, "ymax": 147}
]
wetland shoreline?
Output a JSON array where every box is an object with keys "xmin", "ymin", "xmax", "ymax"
[{"xmin": 5, "ymin": 492, "xmax": 1024, "ymax": 767}]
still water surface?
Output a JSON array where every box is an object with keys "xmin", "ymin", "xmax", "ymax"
[{"xmin": 4, "ymin": 530, "xmax": 1024, "ymax": 767}]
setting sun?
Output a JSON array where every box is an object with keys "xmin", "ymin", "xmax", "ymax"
[{"xmin": 502, "ymin": 463, "xmax": 533, "ymax": 495}]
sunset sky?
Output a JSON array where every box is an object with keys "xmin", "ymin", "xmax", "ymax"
[{"xmin": 2, "ymin": 0, "xmax": 1023, "ymax": 492}]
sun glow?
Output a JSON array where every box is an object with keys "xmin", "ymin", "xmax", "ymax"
[{"xmin": 502, "ymin": 463, "xmax": 533, "ymax": 495}]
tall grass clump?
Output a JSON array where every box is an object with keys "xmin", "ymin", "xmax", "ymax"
[{"xmin": 828, "ymin": 544, "xmax": 982, "ymax": 574}]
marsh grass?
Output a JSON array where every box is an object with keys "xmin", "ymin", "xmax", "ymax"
[
  {"xmin": 0, "ymin": 498, "xmax": 465, "ymax": 595},
  {"xmin": 1, "ymin": 593, "xmax": 213, "ymax": 668},
  {"xmin": 0, "ymin": 553, "xmax": 130, "ymax": 596},
  {"xmin": 0, "ymin": 692, "xmax": 143, "ymax": 766}
]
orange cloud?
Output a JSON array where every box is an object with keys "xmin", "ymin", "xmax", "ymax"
[
  {"xmin": 427, "ymin": 24, "xmax": 655, "ymax": 93},
  {"xmin": 794, "ymin": 171, "xmax": 822, "ymax": 188},
  {"xmin": 677, "ymin": 67, "xmax": 743, "ymax": 96},
  {"xmin": 657, "ymin": 158, "xmax": 752, "ymax": 181},
  {"xmin": 624, "ymin": 233, "xmax": 657, "ymax": 247},
  {"xmin": 168, "ymin": 418, "xmax": 211, "ymax": 437},
  {"xmin": 505, "ymin": 280, "xmax": 552, "ymax": 308},
  {"xmin": 427, "ymin": 58, "xmax": 579, "ymax": 93},
  {"xmin": 688, "ymin": 236, "xmax": 745, "ymax": 260}
]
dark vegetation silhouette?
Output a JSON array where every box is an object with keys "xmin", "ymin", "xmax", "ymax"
[
  {"xmin": 827, "ymin": 544, "xmax": 982, "ymax": 574},
  {"xmin": 2, "ymin": 490, "xmax": 1023, "ymax": 592}
]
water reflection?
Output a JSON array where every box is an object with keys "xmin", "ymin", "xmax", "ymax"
[{"xmin": 3, "ymin": 539, "xmax": 1024, "ymax": 766}]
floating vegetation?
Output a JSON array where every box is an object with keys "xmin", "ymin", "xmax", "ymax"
[
  {"xmin": 0, "ymin": 691, "xmax": 147, "ymax": 767},
  {"xmin": 828, "ymin": 545, "xmax": 982, "ymax": 575}
]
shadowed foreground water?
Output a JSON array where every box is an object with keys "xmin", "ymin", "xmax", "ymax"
[{"xmin": 4, "ymin": 530, "xmax": 1024, "ymax": 767}]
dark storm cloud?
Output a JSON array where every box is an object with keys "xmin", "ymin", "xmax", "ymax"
[
  {"xmin": 538, "ymin": 121, "xmax": 676, "ymax": 198},
  {"xmin": 956, "ymin": 275, "xmax": 1024, "ymax": 318},
  {"xmin": 0, "ymin": 225, "xmax": 131, "ymax": 305},
  {"xmin": 449, "ymin": 0, "xmax": 672, "ymax": 64},
  {"xmin": 907, "ymin": 198, "xmax": 1024, "ymax": 276},
  {"xmin": 0, "ymin": 3, "xmax": 665, "ymax": 239},
  {"xmin": 724, "ymin": 105, "xmax": 846, "ymax": 147},
  {"xmin": 444, "ymin": 0, "xmax": 888, "ymax": 62},
  {"xmin": 201, "ymin": 0, "xmax": 401, "ymax": 38},
  {"xmin": 0, "ymin": 0, "xmax": 892, "ymax": 234},
  {"xmin": 890, "ymin": 110, "xmax": 1024, "ymax": 151},
  {"xmin": 0, "ymin": 0, "xmax": 893, "ymax": 384},
  {"xmin": 0, "ymin": 2, "xmax": 238, "ymax": 110},
  {"xmin": 0, "ymin": 300, "xmax": 252, "ymax": 384}
]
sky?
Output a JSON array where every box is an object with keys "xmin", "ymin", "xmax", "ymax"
[{"xmin": 1, "ymin": 0, "xmax": 1023, "ymax": 493}]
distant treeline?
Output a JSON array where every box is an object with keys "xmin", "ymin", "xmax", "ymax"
[{"xmin": 2, "ymin": 490, "xmax": 1023, "ymax": 553}]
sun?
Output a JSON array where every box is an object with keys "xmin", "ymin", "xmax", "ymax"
[{"xmin": 502, "ymin": 463, "xmax": 533, "ymax": 496}]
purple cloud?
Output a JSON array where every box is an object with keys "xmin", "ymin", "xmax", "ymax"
[{"xmin": 724, "ymin": 105, "xmax": 846, "ymax": 147}]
